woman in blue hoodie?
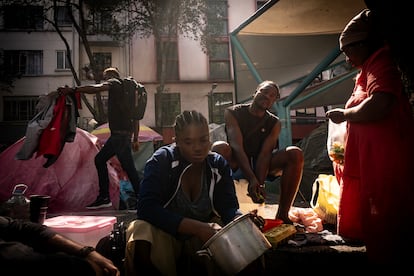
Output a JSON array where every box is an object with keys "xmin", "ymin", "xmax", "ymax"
[{"xmin": 125, "ymin": 110, "xmax": 242, "ymax": 275}]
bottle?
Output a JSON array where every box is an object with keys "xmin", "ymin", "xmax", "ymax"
[{"xmin": 5, "ymin": 184, "xmax": 30, "ymax": 220}]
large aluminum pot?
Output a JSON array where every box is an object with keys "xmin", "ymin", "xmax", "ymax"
[{"xmin": 196, "ymin": 214, "xmax": 272, "ymax": 275}]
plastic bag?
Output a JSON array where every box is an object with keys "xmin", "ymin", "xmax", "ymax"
[
  {"xmin": 119, "ymin": 180, "xmax": 137, "ymax": 210},
  {"xmin": 327, "ymin": 120, "xmax": 346, "ymax": 164},
  {"xmin": 310, "ymin": 174, "xmax": 340, "ymax": 225}
]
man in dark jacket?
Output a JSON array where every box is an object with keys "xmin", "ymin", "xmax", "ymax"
[{"xmin": 58, "ymin": 67, "xmax": 141, "ymax": 209}]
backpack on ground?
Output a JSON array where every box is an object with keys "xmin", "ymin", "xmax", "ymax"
[{"xmin": 122, "ymin": 77, "xmax": 147, "ymax": 121}]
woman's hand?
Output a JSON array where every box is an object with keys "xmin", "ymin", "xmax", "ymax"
[
  {"xmin": 178, "ymin": 218, "xmax": 222, "ymax": 244},
  {"xmin": 196, "ymin": 222, "xmax": 222, "ymax": 244},
  {"xmin": 326, "ymin": 109, "xmax": 346, "ymax": 124}
]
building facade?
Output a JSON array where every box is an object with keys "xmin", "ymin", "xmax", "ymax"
[
  {"xmin": 1, "ymin": 0, "xmax": 324, "ymax": 149},
  {"xmin": 0, "ymin": 0, "xmax": 266, "ymax": 147}
]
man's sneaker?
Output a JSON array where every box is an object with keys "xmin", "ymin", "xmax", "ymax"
[{"xmin": 86, "ymin": 197, "xmax": 112, "ymax": 209}]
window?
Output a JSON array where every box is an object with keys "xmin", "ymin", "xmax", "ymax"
[
  {"xmin": 209, "ymin": 92, "xmax": 233, "ymax": 124},
  {"xmin": 209, "ymin": 42, "xmax": 231, "ymax": 80},
  {"xmin": 207, "ymin": 0, "xmax": 228, "ymax": 36},
  {"xmin": 55, "ymin": 6, "xmax": 72, "ymax": 26},
  {"xmin": 295, "ymin": 108, "xmax": 317, "ymax": 124},
  {"xmin": 3, "ymin": 96, "xmax": 39, "ymax": 121},
  {"xmin": 92, "ymin": 52, "xmax": 112, "ymax": 80},
  {"xmin": 207, "ymin": 1, "xmax": 231, "ymax": 80},
  {"xmin": 156, "ymin": 40, "xmax": 179, "ymax": 81},
  {"xmin": 4, "ymin": 50, "xmax": 43, "ymax": 76},
  {"xmin": 4, "ymin": 5, "xmax": 44, "ymax": 30},
  {"xmin": 87, "ymin": 10, "xmax": 113, "ymax": 34},
  {"xmin": 56, "ymin": 50, "xmax": 71, "ymax": 70},
  {"xmin": 155, "ymin": 93, "xmax": 181, "ymax": 127}
]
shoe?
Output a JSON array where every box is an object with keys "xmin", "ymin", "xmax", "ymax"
[
  {"xmin": 86, "ymin": 197, "xmax": 112, "ymax": 209},
  {"xmin": 127, "ymin": 209, "xmax": 137, "ymax": 213}
]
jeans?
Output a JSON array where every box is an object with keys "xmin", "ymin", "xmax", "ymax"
[{"xmin": 95, "ymin": 133, "xmax": 140, "ymax": 199}]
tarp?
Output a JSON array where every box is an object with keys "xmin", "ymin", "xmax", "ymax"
[
  {"xmin": 0, "ymin": 128, "xmax": 120, "ymax": 214},
  {"xmin": 232, "ymin": 0, "xmax": 366, "ymax": 107},
  {"xmin": 91, "ymin": 123, "xmax": 163, "ymax": 144}
]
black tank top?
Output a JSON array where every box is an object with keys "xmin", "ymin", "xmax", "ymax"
[{"xmin": 227, "ymin": 104, "xmax": 278, "ymax": 159}]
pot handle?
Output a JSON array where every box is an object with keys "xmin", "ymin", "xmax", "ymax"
[{"xmin": 196, "ymin": 248, "xmax": 213, "ymax": 260}]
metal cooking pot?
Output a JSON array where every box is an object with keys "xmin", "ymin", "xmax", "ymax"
[{"xmin": 196, "ymin": 214, "xmax": 272, "ymax": 275}]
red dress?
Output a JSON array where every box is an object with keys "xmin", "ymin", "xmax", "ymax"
[{"xmin": 337, "ymin": 46, "xmax": 414, "ymax": 262}]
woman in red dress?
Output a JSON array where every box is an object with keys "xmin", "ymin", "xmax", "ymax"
[{"xmin": 326, "ymin": 9, "xmax": 414, "ymax": 267}]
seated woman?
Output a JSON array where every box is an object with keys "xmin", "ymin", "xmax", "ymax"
[{"xmin": 124, "ymin": 110, "xmax": 242, "ymax": 276}]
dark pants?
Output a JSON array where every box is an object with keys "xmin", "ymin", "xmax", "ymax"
[{"xmin": 95, "ymin": 133, "xmax": 140, "ymax": 199}]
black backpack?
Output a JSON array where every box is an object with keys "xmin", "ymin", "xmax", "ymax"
[{"xmin": 122, "ymin": 77, "xmax": 147, "ymax": 121}]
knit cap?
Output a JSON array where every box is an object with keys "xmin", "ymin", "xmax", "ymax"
[{"xmin": 339, "ymin": 9, "xmax": 373, "ymax": 50}]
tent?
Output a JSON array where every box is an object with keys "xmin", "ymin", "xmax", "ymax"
[
  {"xmin": 91, "ymin": 123, "xmax": 163, "ymax": 176},
  {"xmin": 91, "ymin": 123, "xmax": 163, "ymax": 144},
  {"xmin": 231, "ymin": 0, "xmax": 366, "ymax": 146},
  {"xmin": 0, "ymin": 128, "xmax": 120, "ymax": 214}
]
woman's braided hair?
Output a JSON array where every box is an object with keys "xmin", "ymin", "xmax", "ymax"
[{"xmin": 174, "ymin": 110, "xmax": 208, "ymax": 136}]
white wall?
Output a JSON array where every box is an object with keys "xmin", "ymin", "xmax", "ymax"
[
  {"xmin": 0, "ymin": 30, "xmax": 78, "ymax": 96},
  {"xmin": 127, "ymin": 0, "xmax": 258, "ymax": 127}
]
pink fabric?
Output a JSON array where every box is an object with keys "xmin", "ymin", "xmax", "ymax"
[
  {"xmin": 0, "ymin": 128, "xmax": 120, "ymax": 214},
  {"xmin": 337, "ymin": 46, "xmax": 414, "ymax": 261},
  {"xmin": 289, "ymin": 207, "xmax": 323, "ymax": 233}
]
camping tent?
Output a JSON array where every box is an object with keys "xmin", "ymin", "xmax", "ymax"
[
  {"xmin": 0, "ymin": 128, "xmax": 120, "ymax": 214},
  {"xmin": 90, "ymin": 123, "xmax": 163, "ymax": 144}
]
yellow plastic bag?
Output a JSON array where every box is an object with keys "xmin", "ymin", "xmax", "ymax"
[{"xmin": 310, "ymin": 174, "xmax": 340, "ymax": 224}]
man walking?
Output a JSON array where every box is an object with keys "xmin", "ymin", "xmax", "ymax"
[{"xmin": 59, "ymin": 67, "xmax": 141, "ymax": 209}]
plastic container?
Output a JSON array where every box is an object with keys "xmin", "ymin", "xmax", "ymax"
[
  {"xmin": 43, "ymin": 215, "xmax": 117, "ymax": 246},
  {"xmin": 261, "ymin": 218, "xmax": 283, "ymax": 232}
]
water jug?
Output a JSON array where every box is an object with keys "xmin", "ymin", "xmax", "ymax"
[{"xmin": 5, "ymin": 184, "xmax": 30, "ymax": 220}]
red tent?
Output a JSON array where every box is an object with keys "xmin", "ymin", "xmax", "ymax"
[{"xmin": 0, "ymin": 128, "xmax": 120, "ymax": 214}]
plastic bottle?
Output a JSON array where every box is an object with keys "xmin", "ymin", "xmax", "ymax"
[{"xmin": 5, "ymin": 184, "xmax": 30, "ymax": 220}]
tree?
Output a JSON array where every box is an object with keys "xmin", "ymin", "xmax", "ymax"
[
  {"xmin": 1, "ymin": 0, "xmax": 225, "ymax": 127},
  {"xmin": 96, "ymin": 0, "xmax": 225, "ymax": 127},
  {"xmin": 1, "ymin": 0, "xmax": 114, "ymax": 125}
]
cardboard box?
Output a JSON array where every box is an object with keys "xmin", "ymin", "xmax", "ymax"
[{"xmin": 44, "ymin": 215, "xmax": 117, "ymax": 247}]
